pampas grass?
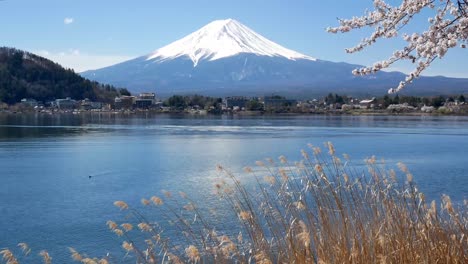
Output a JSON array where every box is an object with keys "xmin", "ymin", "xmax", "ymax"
[
  {"xmin": 99, "ymin": 142, "xmax": 467, "ymax": 263},
  {"xmin": 2, "ymin": 143, "xmax": 467, "ymax": 263}
]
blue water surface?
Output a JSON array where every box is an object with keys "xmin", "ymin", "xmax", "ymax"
[{"xmin": 0, "ymin": 113, "xmax": 466, "ymax": 262}]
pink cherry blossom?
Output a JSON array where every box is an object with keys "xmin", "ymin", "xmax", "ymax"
[{"xmin": 328, "ymin": 0, "xmax": 468, "ymax": 93}]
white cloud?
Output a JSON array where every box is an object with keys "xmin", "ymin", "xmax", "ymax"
[
  {"xmin": 64, "ymin": 17, "xmax": 74, "ymax": 25},
  {"xmin": 35, "ymin": 50, "xmax": 135, "ymax": 72}
]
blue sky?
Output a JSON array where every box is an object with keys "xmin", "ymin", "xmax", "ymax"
[{"xmin": 0, "ymin": 0, "xmax": 466, "ymax": 77}]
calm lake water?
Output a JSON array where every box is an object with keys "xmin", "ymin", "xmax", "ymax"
[{"xmin": 0, "ymin": 113, "xmax": 467, "ymax": 262}]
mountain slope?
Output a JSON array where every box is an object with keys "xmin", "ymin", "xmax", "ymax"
[
  {"xmin": 82, "ymin": 19, "xmax": 468, "ymax": 97},
  {"xmin": 147, "ymin": 18, "xmax": 315, "ymax": 66},
  {"xmin": 0, "ymin": 47, "xmax": 129, "ymax": 104}
]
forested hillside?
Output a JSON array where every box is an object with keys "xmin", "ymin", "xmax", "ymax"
[{"xmin": 0, "ymin": 47, "xmax": 130, "ymax": 104}]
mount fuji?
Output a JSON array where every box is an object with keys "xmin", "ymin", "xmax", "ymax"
[{"xmin": 82, "ymin": 19, "xmax": 468, "ymax": 97}]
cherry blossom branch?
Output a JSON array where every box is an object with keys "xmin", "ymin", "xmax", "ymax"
[{"xmin": 327, "ymin": 0, "xmax": 467, "ymax": 93}]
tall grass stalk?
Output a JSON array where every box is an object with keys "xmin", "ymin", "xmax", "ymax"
[{"xmin": 2, "ymin": 143, "xmax": 467, "ymax": 263}]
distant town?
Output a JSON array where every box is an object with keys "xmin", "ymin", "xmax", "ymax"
[{"xmin": 0, "ymin": 92, "xmax": 467, "ymax": 116}]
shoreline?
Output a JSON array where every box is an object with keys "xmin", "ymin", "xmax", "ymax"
[{"xmin": 1, "ymin": 109, "xmax": 468, "ymax": 117}]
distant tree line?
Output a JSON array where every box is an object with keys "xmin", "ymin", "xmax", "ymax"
[
  {"xmin": 0, "ymin": 47, "xmax": 130, "ymax": 104},
  {"xmin": 163, "ymin": 95, "xmax": 222, "ymax": 110},
  {"xmin": 324, "ymin": 93, "xmax": 466, "ymax": 108},
  {"xmin": 380, "ymin": 94, "xmax": 465, "ymax": 108},
  {"xmin": 162, "ymin": 93, "xmax": 466, "ymax": 112},
  {"xmin": 325, "ymin": 93, "xmax": 346, "ymax": 104}
]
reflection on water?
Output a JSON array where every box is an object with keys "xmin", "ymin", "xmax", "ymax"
[
  {"xmin": 0, "ymin": 113, "xmax": 467, "ymax": 262},
  {"xmin": 1, "ymin": 112, "xmax": 468, "ymax": 139}
]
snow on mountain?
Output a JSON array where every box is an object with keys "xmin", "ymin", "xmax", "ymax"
[
  {"xmin": 81, "ymin": 19, "xmax": 468, "ymax": 97},
  {"xmin": 147, "ymin": 18, "xmax": 316, "ymax": 67}
]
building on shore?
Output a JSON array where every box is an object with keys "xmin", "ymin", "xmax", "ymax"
[
  {"xmin": 20, "ymin": 98, "xmax": 39, "ymax": 108},
  {"xmin": 55, "ymin": 97, "xmax": 77, "ymax": 110},
  {"xmin": 263, "ymin": 96, "xmax": 297, "ymax": 111},
  {"xmin": 223, "ymin": 96, "xmax": 250, "ymax": 109},
  {"xmin": 115, "ymin": 96, "xmax": 136, "ymax": 110},
  {"xmin": 114, "ymin": 93, "xmax": 159, "ymax": 110},
  {"xmin": 138, "ymin": 93, "xmax": 156, "ymax": 100},
  {"xmin": 80, "ymin": 98, "xmax": 103, "ymax": 110},
  {"xmin": 135, "ymin": 93, "xmax": 157, "ymax": 109},
  {"xmin": 0, "ymin": 102, "xmax": 8, "ymax": 110},
  {"xmin": 359, "ymin": 98, "xmax": 376, "ymax": 109},
  {"xmin": 135, "ymin": 99, "xmax": 153, "ymax": 109}
]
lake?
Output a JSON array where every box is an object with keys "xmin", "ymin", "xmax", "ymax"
[{"xmin": 0, "ymin": 113, "xmax": 467, "ymax": 262}]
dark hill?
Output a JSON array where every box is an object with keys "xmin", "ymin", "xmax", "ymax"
[{"xmin": 0, "ymin": 47, "xmax": 130, "ymax": 104}]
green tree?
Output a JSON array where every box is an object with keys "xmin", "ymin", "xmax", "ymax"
[
  {"xmin": 431, "ymin": 96, "xmax": 445, "ymax": 108},
  {"xmin": 246, "ymin": 99, "xmax": 263, "ymax": 111},
  {"xmin": 335, "ymin": 94, "xmax": 344, "ymax": 104},
  {"xmin": 165, "ymin": 95, "xmax": 187, "ymax": 109},
  {"xmin": 325, "ymin": 93, "xmax": 335, "ymax": 104},
  {"xmin": 119, "ymin": 88, "xmax": 131, "ymax": 96},
  {"xmin": 422, "ymin": 97, "xmax": 431, "ymax": 106},
  {"xmin": 383, "ymin": 95, "xmax": 392, "ymax": 108},
  {"xmin": 270, "ymin": 95, "xmax": 286, "ymax": 100}
]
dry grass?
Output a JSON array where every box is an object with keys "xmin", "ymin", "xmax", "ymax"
[
  {"xmin": 2, "ymin": 143, "xmax": 467, "ymax": 263},
  {"xmin": 101, "ymin": 142, "xmax": 467, "ymax": 263}
]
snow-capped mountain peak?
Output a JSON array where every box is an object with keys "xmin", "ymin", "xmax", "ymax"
[{"xmin": 147, "ymin": 18, "xmax": 316, "ymax": 66}]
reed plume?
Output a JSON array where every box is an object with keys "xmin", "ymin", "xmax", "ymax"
[
  {"xmin": 1, "ymin": 143, "xmax": 466, "ymax": 264},
  {"xmin": 99, "ymin": 143, "xmax": 466, "ymax": 263}
]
